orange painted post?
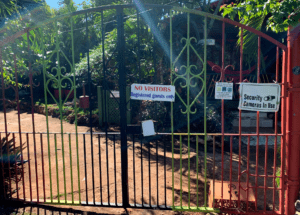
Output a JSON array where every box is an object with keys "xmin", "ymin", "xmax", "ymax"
[{"xmin": 285, "ymin": 26, "xmax": 300, "ymax": 215}]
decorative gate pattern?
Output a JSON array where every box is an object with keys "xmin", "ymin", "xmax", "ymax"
[{"xmin": 0, "ymin": 3, "xmax": 288, "ymax": 214}]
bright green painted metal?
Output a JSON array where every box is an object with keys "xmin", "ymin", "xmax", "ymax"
[
  {"xmin": 41, "ymin": 27, "xmax": 53, "ymax": 203},
  {"xmin": 170, "ymin": 9, "xmax": 175, "ymax": 209},
  {"xmin": 187, "ymin": 13, "xmax": 191, "ymax": 209},
  {"xmin": 170, "ymin": 11, "xmax": 211, "ymax": 211},
  {"xmin": 70, "ymin": 16, "xmax": 81, "ymax": 204},
  {"xmin": 68, "ymin": 134, "xmax": 74, "ymax": 204},
  {"xmin": 172, "ymin": 206, "xmax": 220, "ymax": 213},
  {"xmin": 196, "ymin": 135, "xmax": 199, "ymax": 207},
  {"xmin": 41, "ymin": 16, "xmax": 81, "ymax": 204},
  {"xmin": 179, "ymin": 135, "xmax": 183, "ymax": 208},
  {"xmin": 204, "ymin": 15, "xmax": 208, "ymax": 208},
  {"xmin": 54, "ymin": 134, "xmax": 60, "ymax": 203},
  {"xmin": 54, "ymin": 20, "xmax": 67, "ymax": 202},
  {"xmin": 45, "ymin": 199, "xmax": 81, "ymax": 205}
]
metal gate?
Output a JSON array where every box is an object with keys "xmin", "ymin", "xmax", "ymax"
[{"xmin": 0, "ymin": 3, "xmax": 288, "ymax": 214}]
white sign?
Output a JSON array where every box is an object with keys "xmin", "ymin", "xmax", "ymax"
[
  {"xmin": 239, "ymin": 83, "xmax": 281, "ymax": 112},
  {"xmin": 131, "ymin": 84, "xmax": 175, "ymax": 102},
  {"xmin": 142, "ymin": 120, "xmax": 155, "ymax": 136},
  {"xmin": 215, "ymin": 82, "xmax": 233, "ymax": 100}
]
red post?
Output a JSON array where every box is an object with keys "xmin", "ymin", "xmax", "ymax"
[{"xmin": 285, "ymin": 26, "xmax": 300, "ymax": 215}]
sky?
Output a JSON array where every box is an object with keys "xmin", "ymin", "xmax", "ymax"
[{"xmin": 45, "ymin": 0, "xmax": 85, "ymax": 9}]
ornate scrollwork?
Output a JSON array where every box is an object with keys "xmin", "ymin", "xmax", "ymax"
[{"xmin": 171, "ymin": 14, "xmax": 205, "ymax": 117}]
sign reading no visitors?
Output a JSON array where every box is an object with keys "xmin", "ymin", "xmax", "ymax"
[
  {"xmin": 131, "ymin": 84, "xmax": 175, "ymax": 102},
  {"xmin": 239, "ymin": 83, "xmax": 281, "ymax": 112}
]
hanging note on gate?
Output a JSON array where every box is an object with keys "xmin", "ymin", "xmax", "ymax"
[
  {"xmin": 142, "ymin": 120, "xmax": 155, "ymax": 136},
  {"xmin": 215, "ymin": 82, "xmax": 233, "ymax": 100}
]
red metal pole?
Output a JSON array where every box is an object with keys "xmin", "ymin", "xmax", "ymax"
[
  {"xmin": 221, "ymin": 21, "xmax": 225, "ymax": 209},
  {"xmin": 285, "ymin": 26, "xmax": 300, "ymax": 215},
  {"xmin": 280, "ymin": 50, "xmax": 287, "ymax": 215}
]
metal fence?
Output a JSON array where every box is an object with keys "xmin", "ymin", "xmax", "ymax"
[{"xmin": 0, "ymin": 4, "xmax": 288, "ymax": 214}]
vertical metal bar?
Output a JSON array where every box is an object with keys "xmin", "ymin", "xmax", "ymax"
[
  {"xmin": 13, "ymin": 54, "xmax": 21, "ymax": 200},
  {"xmin": 280, "ymin": 50, "xmax": 287, "ymax": 215},
  {"xmin": 61, "ymin": 133, "xmax": 67, "ymax": 202},
  {"xmin": 26, "ymin": 133, "xmax": 32, "ymax": 202},
  {"xmin": 255, "ymin": 36, "xmax": 261, "ymax": 211},
  {"xmin": 213, "ymin": 136, "xmax": 216, "ymax": 207},
  {"xmin": 85, "ymin": 12, "xmax": 95, "ymax": 206},
  {"xmin": 229, "ymin": 136, "xmax": 233, "ymax": 207},
  {"xmin": 83, "ymin": 134, "xmax": 88, "ymax": 204},
  {"xmin": 114, "ymin": 135, "xmax": 117, "ymax": 205},
  {"xmin": 238, "ymin": 28, "xmax": 243, "ymax": 209},
  {"xmin": 164, "ymin": 135, "xmax": 166, "ymax": 208},
  {"xmin": 54, "ymin": 134, "xmax": 59, "ymax": 203},
  {"xmin": 117, "ymin": 6, "xmax": 129, "ymax": 207},
  {"xmin": 98, "ymin": 134, "xmax": 103, "ymax": 205},
  {"xmin": 180, "ymin": 135, "xmax": 183, "ymax": 208},
  {"xmin": 137, "ymin": 10, "xmax": 141, "ymax": 82},
  {"xmin": 101, "ymin": 12, "xmax": 109, "ymax": 201},
  {"xmin": 13, "ymin": 52, "xmax": 25, "ymax": 200},
  {"xmin": 41, "ymin": 27, "xmax": 53, "ymax": 203},
  {"xmin": 0, "ymin": 49, "xmax": 6, "ymax": 200},
  {"xmin": 204, "ymin": 15, "xmax": 208, "ymax": 208},
  {"xmin": 247, "ymin": 136, "xmax": 250, "ymax": 212},
  {"xmin": 101, "ymin": 11, "xmax": 108, "ymax": 133},
  {"xmin": 264, "ymin": 136, "xmax": 268, "ymax": 211},
  {"xmin": 196, "ymin": 135, "xmax": 199, "ymax": 208},
  {"xmin": 105, "ymin": 133, "xmax": 110, "ymax": 205},
  {"xmin": 170, "ymin": 9, "xmax": 175, "ymax": 209},
  {"xmin": 40, "ymin": 134, "xmax": 46, "ymax": 203},
  {"xmin": 0, "ymin": 133, "xmax": 6, "ymax": 199},
  {"xmin": 148, "ymin": 140, "xmax": 151, "ymax": 206},
  {"xmin": 141, "ymin": 136, "xmax": 144, "ymax": 206},
  {"xmin": 187, "ymin": 13, "xmax": 191, "ymax": 209},
  {"xmin": 68, "ymin": 134, "xmax": 74, "ymax": 204},
  {"xmin": 12, "ymin": 133, "xmax": 19, "ymax": 200},
  {"xmin": 33, "ymin": 129, "xmax": 39, "ymax": 202},
  {"xmin": 133, "ymin": 134, "xmax": 136, "ymax": 206},
  {"xmin": 156, "ymin": 137, "xmax": 159, "ymax": 207},
  {"xmin": 53, "ymin": 21, "xmax": 67, "ymax": 204},
  {"xmin": 273, "ymin": 46, "xmax": 279, "ymax": 211},
  {"xmin": 221, "ymin": 21, "xmax": 225, "ymax": 208},
  {"xmin": 0, "ymin": 48, "xmax": 11, "ymax": 199},
  {"xmin": 27, "ymin": 31, "xmax": 38, "ymax": 202},
  {"xmin": 70, "ymin": 15, "xmax": 81, "ymax": 204}
]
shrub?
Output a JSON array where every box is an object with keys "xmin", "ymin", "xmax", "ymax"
[{"xmin": 0, "ymin": 134, "xmax": 26, "ymax": 199}]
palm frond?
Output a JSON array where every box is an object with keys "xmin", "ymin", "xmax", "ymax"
[{"xmin": 237, "ymin": 14, "xmax": 267, "ymax": 72}]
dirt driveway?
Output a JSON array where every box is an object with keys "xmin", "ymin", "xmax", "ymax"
[{"xmin": 0, "ymin": 110, "xmax": 280, "ymax": 213}]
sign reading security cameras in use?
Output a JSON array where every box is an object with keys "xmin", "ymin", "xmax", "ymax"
[{"xmin": 238, "ymin": 83, "xmax": 281, "ymax": 112}]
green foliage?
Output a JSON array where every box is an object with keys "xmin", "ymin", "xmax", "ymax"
[
  {"xmin": 221, "ymin": 0, "xmax": 300, "ymax": 33},
  {"xmin": 276, "ymin": 168, "xmax": 281, "ymax": 188},
  {"xmin": 0, "ymin": 0, "xmax": 43, "ymax": 20},
  {"xmin": 0, "ymin": 134, "xmax": 26, "ymax": 198},
  {"xmin": 74, "ymin": 9, "xmax": 161, "ymax": 87}
]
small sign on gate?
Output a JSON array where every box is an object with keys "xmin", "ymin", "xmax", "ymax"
[
  {"xmin": 131, "ymin": 84, "xmax": 175, "ymax": 102},
  {"xmin": 238, "ymin": 83, "xmax": 281, "ymax": 112},
  {"xmin": 215, "ymin": 82, "xmax": 233, "ymax": 100}
]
